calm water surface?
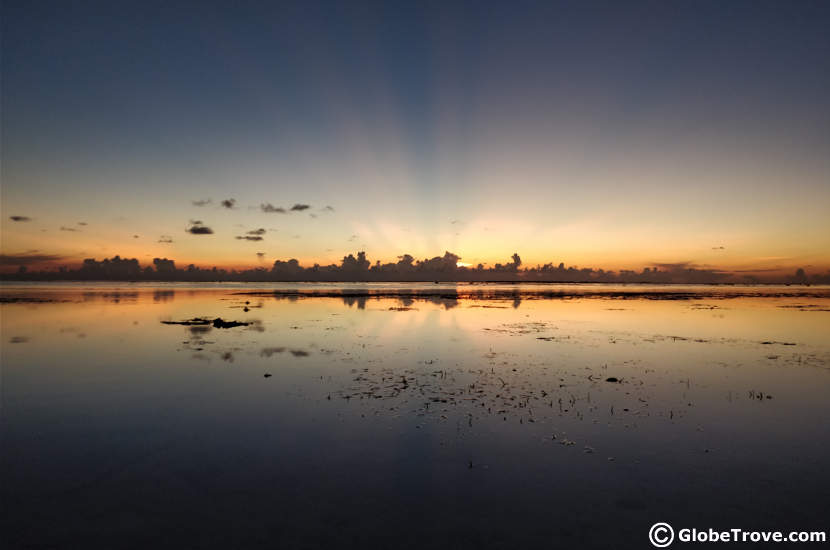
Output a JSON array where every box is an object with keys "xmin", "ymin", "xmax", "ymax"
[{"xmin": 2, "ymin": 283, "xmax": 829, "ymax": 548}]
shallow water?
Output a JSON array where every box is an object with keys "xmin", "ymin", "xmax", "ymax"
[{"xmin": 2, "ymin": 283, "xmax": 829, "ymax": 548}]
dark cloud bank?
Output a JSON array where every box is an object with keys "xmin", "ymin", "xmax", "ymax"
[{"xmin": 2, "ymin": 251, "xmax": 827, "ymax": 284}]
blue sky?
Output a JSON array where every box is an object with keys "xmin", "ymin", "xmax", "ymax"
[{"xmin": 2, "ymin": 0, "xmax": 829, "ymax": 272}]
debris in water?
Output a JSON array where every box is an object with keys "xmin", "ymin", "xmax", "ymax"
[{"xmin": 162, "ymin": 317, "xmax": 250, "ymax": 329}]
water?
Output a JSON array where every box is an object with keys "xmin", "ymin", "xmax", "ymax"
[{"xmin": 2, "ymin": 283, "xmax": 829, "ymax": 548}]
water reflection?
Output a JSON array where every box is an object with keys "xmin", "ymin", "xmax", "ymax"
[{"xmin": 2, "ymin": 283, "xmax": 829, "ymax": 548}]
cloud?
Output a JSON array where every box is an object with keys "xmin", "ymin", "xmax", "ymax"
[
  {"xmin": 236, "ymin": 228, "xmax": 266, "ymax": 241},
  {"xmin": 192, "ymin": 199, "xmax": 212, "ymax": 207},
  {"xmin": 0, "ymin": 253, "xmax": 65, "ymax": 266},
  {"xmin": 652, "ymin": 262, "xmax": 696, "ymax": 271},
  {"xmin": 10, "ymin": 216, "xmax": 32, "ymax": 222},
  {"xmin": 323, "ymin": 205, "xmax": 335, "ymax": 212},
  {"xmin": 133, "ymin": 235, "xmax": 140, "ymax": 239},
  {"xmin": 261, "ymin": 203, "xmax": 286, "ymax": 213},
  {"xmin": 59, "ymin": 226, "xmax": 79, "ymax": 232},
  {"xmin": 651, "ymin": 261, "xmax": 727, "ymax": 274},
  {"xmin": 158, "ymin": 235, "xmax": 174, "ymax": 243},
  {"xmin": 186, "ymin": 221, "xmax": 214, "ymax": 235},
  {"xmin": 256, "ymin": 252, "xmax": 266, "ymax": 259},
  {"xmin": 221, "ymin": 198, "xmax": 236, "ymax": 209},
  {"xmin": 290, "ymin": 203, "xmax": 310, "ymax": 211},
  {"xmin": 712, "ymin": 246, "xmax": 725, "ymax": 250},
  {"xmin": 78, "ymin": 222, "xmax": 88, "ymax": 226}
]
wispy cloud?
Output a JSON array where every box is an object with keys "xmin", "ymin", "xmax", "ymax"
[
  {"xmin": 221, "ymin": 198, "xmax": 236, "ymax": 209},
  {"xmin": 192, "ymin": 199, "xmax": 212, "ymax": 207},
  {"xmin": 260, "ymin": 203, "xmax": 286, "ymax": 213},
  {"xmin": 9, "ymin": 216, "xmax": 31, "ymax": 222},
  {"xmin": 59, "ymin": 226, "xmax": 79, "ymax": 232},
  {"xmin": 247, "ymin": 228, "xmax": 266, "ymax": 235},
  {"xmin": 158, "ymin": 235, "xmax": 174, "ymax": 243},
  {"xmin": 236, "ymin": 235, "xmax": 263, "ymax": 241},
  {"xmin": 290, "ymin": 203, "xmax": 310, "ymax": 211}
]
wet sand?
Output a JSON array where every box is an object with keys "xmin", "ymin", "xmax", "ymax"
[{"xmin": 2, "ymin": 283, "xmax": 829, "ymax": 548}]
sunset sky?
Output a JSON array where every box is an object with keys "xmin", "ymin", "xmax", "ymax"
[{"xmin": 2, "ymin": 1, "xmax": 829, "ymax": 275}]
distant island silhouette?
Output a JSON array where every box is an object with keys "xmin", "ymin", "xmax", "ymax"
[{"xmin": 2, "ymin": 251, "xmax": 827, "ymax": 285}]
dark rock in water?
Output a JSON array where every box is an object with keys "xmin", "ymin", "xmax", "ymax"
[
  {"xmin": 263, "ymin": 373, "xmax": 272, "ymax": 378},
  {"xmin": 162, "ymin": 317, "xmax": 250, "ymax": 328},
  {"xmin": 605, "ymin": 377, "xmax": 620, "ymax": 383},
  {"xmin": 212, "ymin": 318, "xmax": 250, "ymax": 328},
  {"xmin": 162, "ymin": 318, "xmax": 212, "ymax": 326}
]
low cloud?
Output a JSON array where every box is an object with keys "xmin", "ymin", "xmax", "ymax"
[
  {"xmin": 256, "ymin": 252, "xmax": 266, "ymax": 259},
  {"xmin": 651, "ymin": 261, "xmax": 728, "ymax": 275},
  {"xmin": 60, "ymin": 226, "xmax": 79, "ymax": 232},
  {"xmin": 10, "ymin": 216, "xmax": 31, "ymax": 222},
  {"xmin": 290, "ymin": 203, "xmax": 310, "ymax": 211},
  {"xmin": 247, "ymin": 228, "xmax": 266, "ymax": 235},
  {"xmin": 78, "ymin": 222, "xmax": 88, "ymax": 226},
  {"xmin": 323, "ymin": 205, "xmax": 335, "ymax": 212},
  {"xmin": 192, "ymin": 199, "xmax": 212, "ymax": 207},
  {"xmin": 158, "ymin": 235, "xmax": 174, "ymax": 243},
  {"xmin": 261, "ymin": 203, "xmax": 286, "ymax": 213},
  {"xmin": 652, "ymin": 262, "xmax": 695, "ymax": 271},
  {"xmin": 221, "ymin": 198, "xmax": 236, "ymax": 209},
  {"xmin": 186, "ymin": 221, "xmax": 214, "ymax": 235},
  {"xmin": 0, "ymin": 253, "xmax": 65, "ymax": 266}
]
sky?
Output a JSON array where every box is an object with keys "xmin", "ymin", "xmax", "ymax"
[{"xmin": 2, "ymin": 0, "xmax": 829, "ymax": 275}]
